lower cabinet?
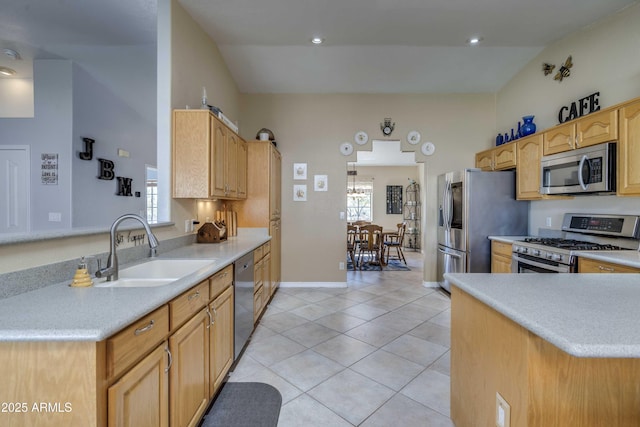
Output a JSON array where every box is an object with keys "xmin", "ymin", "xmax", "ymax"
[
  {"xmin": 209, "ymin": 285, "xmax": 234, "ymax": 396},
  {"xmin": 169, "ymin": 308, "xmax": 211, "ymax": 427},
  {"xmin": 491, "ymin": 241, "xmax": 513, "ymax": 273},
  {"xmin": 578, "ymin": 258, "xmax": 640, "ymax": 273},
  {"xmin": 108, "ymin": 343, "xmax": 169, "ymax": 427}
]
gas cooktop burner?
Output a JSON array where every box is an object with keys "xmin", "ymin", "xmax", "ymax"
[{"xmin": 522, "ymin": 237, "xmax": 623, "ymax": 251}]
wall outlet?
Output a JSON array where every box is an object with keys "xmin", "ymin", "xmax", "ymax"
[
  {"xmin": 546, "ymin": 216, "xmax": 552, "ymax": 227},
  {"xmin": 496, "ymin": 392, "xmax": 511, "ymax": 427},
  {"xmin": 185, "ymin": 219, "xmax": 192, "ymax": 233},
  {"xmin": 339, "ymin": 261, "xmax": 345, "ymax": 270},
  {"xmin": 339, "ymin": 211, "xmax": 345, "ymax": 220},
  {"xmin": 48, "ymin": 212, "xmax": 62, "ymax": 222}
]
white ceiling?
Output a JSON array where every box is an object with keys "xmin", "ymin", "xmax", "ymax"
[{"xmin": 0, "ymin": 0, "xmax": 636, "ymax": 93}]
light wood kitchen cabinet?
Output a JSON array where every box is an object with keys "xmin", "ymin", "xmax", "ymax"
[
  {"xmin": 252, "ymin": 241, "xmax": 274, "ymax": 322},
  {"xmin": 617, "ymin": 99, "xmax": 640, "ymax": 195},
  {"xmin": 108, "ymin": 343, "xmax": 169, "ymax": 427},
  {"xmin": 490, "ymin": 241, "xmax": 513, "ymax": 273},
  {"xmin": 543, "ymin": 108, "xmax": 617, "ymax": 155},
  {"xmin": 169, "ymin": 308, "xmax": 210, "ymax": 427},
  {"xmin": 475, "ymin": 142, "xmax": 517, "ymax": 171},
  {"xmin": 209, "ymin": 285, "xmax": 234, "ymax": 396},
  {"xmin": 253, "ymin": 255, "xmax": 265, "ymax": 323},
  {"xmin": 516, "ymin": 134, "xmax": 544, "ymax": 200},
  {"xmin": 232, "ymin": 140, "xmax": 282, "ymax": 290},
  {"xmin": 172, "ymin": 109, "xmax": 247, "ymax": 200},
  {"xmin": 578, "ymin": 258, "xmax": 640, "ymax": 273},
  {"xmin": 237, "ymin": 139, "xmax": 248, "ymax": 199}
]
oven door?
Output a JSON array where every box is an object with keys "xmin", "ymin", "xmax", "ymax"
[{"xmin": 511, "ymin": 253, "xmax": 572, "ymax": 273}]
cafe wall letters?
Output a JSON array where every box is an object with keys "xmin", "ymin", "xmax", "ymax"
[{"xmin": 558, "ymin": 91, "xmax": 600, "ymax": 124}]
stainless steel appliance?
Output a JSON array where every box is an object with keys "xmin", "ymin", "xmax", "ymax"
[
  {"xmin": 512, "ymin": 213, "xmax": 640, "ymax": 273},
  {"xmin": 540, "ymin": 142, "xmax": 616, "ymax": 195},
  {"xmin": 234, "ymin": 252, "xmax": 254, "ymax": 359},
  {"xmin": 437, "ymin": 169, "xmax": 529, "ymax": 292}
]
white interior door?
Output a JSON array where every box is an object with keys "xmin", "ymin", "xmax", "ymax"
[{"xmin": 0, "ymin": 146, "xmax": 30, "ymax": 233}]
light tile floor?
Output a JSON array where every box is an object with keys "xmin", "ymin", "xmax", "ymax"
[{"xmin": 228, "ymin": 251, "xmax": 454, "ymax": 426}]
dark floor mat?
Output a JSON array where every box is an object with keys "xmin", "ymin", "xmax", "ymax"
[{"xmin": 201, "ymin": 382, "xmax": 282, "ymax": 427}]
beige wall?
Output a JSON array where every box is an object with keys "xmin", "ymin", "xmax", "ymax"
[
  {"xmin": 495, "ymin": 2, "xmax": 640, "ymax": 234},
  {"xmin": 239, "ymin": 93, "xmax": 495, "ymax": 283}
]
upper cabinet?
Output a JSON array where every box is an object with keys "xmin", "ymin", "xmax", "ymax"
[
  {"xmin": 543, "ymin": 108, "xmax": 618, "ymax": 155},
  {"xmin": 172, "ymin": 110, "xmax": 247, "ymax": 200},
  {"xmin": 516, "ymin": 134, "xmax": 544, "ymax": 200},
  {"xmin": 617, "ymin": 99, "xmax": 640, "ymax": 196},
  {"xmin": 475, "ymin": 142, "xmax": 516, "ymax": 171}
]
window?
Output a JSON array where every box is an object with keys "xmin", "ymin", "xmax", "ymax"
[
  {"xmin": 146, "ymin": 166, "xmax": 158, "ymax": 223},
  {"xmin": 347, "ymin": 177, "xmax": 374, "ymax": 222}
]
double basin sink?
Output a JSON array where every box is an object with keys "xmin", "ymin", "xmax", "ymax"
[{"xmin": 94, "ymin": 259, "xmax": 215, "ymax": 288}]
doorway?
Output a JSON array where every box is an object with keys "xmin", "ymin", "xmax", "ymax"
[
  {"xmin": 0, "ymin": 146, "xmax": 30, "ymax": 233},
  {"xmin": 346, "ymin": 140, "xmax": 424, "ymax": 285}
]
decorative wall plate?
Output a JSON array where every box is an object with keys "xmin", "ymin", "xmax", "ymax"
[
  {"xmin": 340, "ymin": 142, "xmax": 354, "ymax": 156},
  {"xmin": 354, "ymin": 131, "xmax": 368, "ymax": 145},
  {"xmin": 421, "ymin": 141, "xmax": 435, "ymax": 156},
  {"xmin": 407, "ymin": 131, "xmax": 421, "ymax": 145}
]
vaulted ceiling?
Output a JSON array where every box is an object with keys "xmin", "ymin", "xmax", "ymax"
[{"xmin": 1, "ymin": 0, "xmax": 637, "ymax": 93}]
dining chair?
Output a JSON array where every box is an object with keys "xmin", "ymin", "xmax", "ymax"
[
  {"xmin": 384, "ymin": 222, "xmax": 407, "ymax": 264},
  {"xmin": 357, "ymin": 224, "xmax": 383, "ymax": 270},
  {"xmin": 347, "ymin": 224, "xmax": 358, "ymax": 270}
]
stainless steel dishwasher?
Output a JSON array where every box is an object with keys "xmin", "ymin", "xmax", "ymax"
[{"xmin": 233, "ymin": 252, "xmax": 254, "ymax": 359}]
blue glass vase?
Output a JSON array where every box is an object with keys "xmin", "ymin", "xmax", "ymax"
[{"xmin": 520, "ymin": 115, "xmax": 536, "ymax": 136}]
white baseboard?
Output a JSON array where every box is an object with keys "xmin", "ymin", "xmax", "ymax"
[
  {"xmin": 423, "ymin": 281, "xmax": 441, "ymax": 288},
  {"xmin": 279, "ymin": 282, "xmax": 347, "ymax": 288}
]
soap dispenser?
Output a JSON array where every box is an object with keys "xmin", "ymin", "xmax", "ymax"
[{"xmin": 70, "ymin": 257, "xmax": 94, "ymax": 287}]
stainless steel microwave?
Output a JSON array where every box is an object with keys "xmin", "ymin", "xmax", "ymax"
[{"xmin": 540, "ymin": 142, "xmax": 616, "ymax": 195}]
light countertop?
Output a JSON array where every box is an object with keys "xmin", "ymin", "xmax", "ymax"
[
  {"xmin": 445, "ymin": 272, "xmax": 640, "ymax": 358},
  {"xmin": 0, "ymin": 234, "xmax": 270, "ymax": 342}
]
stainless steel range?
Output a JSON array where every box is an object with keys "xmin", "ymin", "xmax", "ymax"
[{"xmin": 512, "ymin": 213, "xmax": 640, "ymax": 273}]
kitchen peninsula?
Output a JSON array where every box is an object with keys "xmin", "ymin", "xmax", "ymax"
[
  {"xmin": 447, "ymin": 272, "xmax": 640, "ymax": 427},
  {"xmin": 0, "ymin": 233, "xmax": 270, "ymax": 427}
]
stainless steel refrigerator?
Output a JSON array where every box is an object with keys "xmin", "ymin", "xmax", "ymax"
[{"xmin": 437, "ymin": 169, "xmax": 529, "ymax": 292}]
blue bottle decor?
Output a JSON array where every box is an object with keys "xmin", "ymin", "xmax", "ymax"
[
  {"xmin": 520, "ymin": 115, "xmax": 536, "ymax": 136},
  {"xmin": 496, "ymin": 134, "xmax": 504, "ymax": 146}
]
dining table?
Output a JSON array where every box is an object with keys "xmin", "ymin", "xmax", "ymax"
[{"xmin": 349, "ymin": 224, "xmax": 398, "ymax": 269}]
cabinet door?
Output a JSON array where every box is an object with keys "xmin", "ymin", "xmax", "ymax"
[
  {"xmin": 475, "ymin": 149, "xmax": 494, "ymax": 171},
  {"xmin": 543, "ymin": 122, "xmax": 575, "ymax": 155},
  {"xmin": 270, "ymin": 219, "xmax": 281, "ymax": 287},
  {"xmin": 173, "ymin": 110, "xmax": 211, "ymax": 198},
  {"xmin": 237, "ymin": 139, "xmax": 248, "ymax": 199},
  {"xmin": 618, "ymin": 100, "xmax": 640, "ymax": 195},
  {"xmin": 490, "ymin": 241, "xmax": 513, "ymax": 273},
  {"xmin": 270, "ymin": 147, "xmax": 281, "ymax": 219},
  {"xmin": 263, "ymin": 251, "xmax": 273, "ymax": 299},
  {"xmin": 576, "ymin": 108, "xmax": 617, "ymax": 149},
  {"xmin": 169, "ymin": 309, "xmax": 210, "ymax": 427},
  {"xmin": 108, "ymin": 343, "xmax": 169, "ymax": 427},
  {"xmin": 211, "ymin": 117, "xmax": 227, "ymax": 198},
  {"xmin": 516, "ymin": 135, "xmax": 544, "ymax": 200},
  {"xmin": 226, "ymin": 131, "xmax": 239, "ymax": 198},
  {"xmin": 209, "ymin": 286, "xmax": 234, "ymax": 397},
  {"xmin": 494, "ymin": 143, "xmax": 517, "ymax": 170}
]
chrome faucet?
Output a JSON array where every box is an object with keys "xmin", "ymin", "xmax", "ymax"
[{"xmin": 95, "ymin": 214, "xmax": 159, "ymax": 281}]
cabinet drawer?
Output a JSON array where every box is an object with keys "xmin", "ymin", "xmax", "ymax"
[
  {"xmin": 491, "ymin": 241, "xmax": 513, "ymax": 258},
  {"xmin": 107, "ymin": 305, "xmax": 169, "ymax": 380},
  {"xmin": 210, "ymin": 265, "xmax": 233, "ymax": 300},
  {"xmin": 253, "ymin": 247, "xmax": 263, "ymax": 263},
  {"xmin": 578, "ymin": 258, "xmax": 640, "ymax": 273},
  {"xmin": 170, "ymin": 280, "xmax": 210, "ymax": 330}
]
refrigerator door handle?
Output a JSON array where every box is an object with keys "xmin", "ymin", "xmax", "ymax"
[
  {"xmin": 445, "ymin": 181, "xmax": 453, "ymax": 230},
  {"xmin": 438, "ymin": 247, "xmax": 462, "ymax": 258}
]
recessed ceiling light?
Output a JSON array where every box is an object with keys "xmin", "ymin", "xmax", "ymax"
[
  {"xmin": 3, "ymin": 48, "xmax": 21, "ymax": 60},
  {"xmin": 311, "ymin": 37, "xmax": 324, "ymax": 45},
  {"xmin": 467, "ymin": 36, "xmax": 483, "ymax": 46},
  {"xmin": 0, "ymin": 66, "xmax": 17, "ymax": 76}
]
